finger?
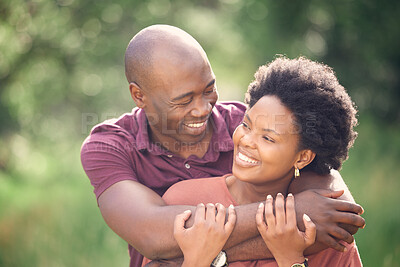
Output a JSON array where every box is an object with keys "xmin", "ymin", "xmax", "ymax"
[
  {"xmin": 302, "ymin": 214, "xmax": 316, "ymax": 247},
  {"xmin": 215, "ymin": 203, "xmax": 226, "ymax": 225},
  {"xmin": 173, "ymin": 210, "xmax": 192, "ymax": 236},
  {"xmin": 331, "ymin": 199, "xmax": 364, "ymax": 215},
  {"xmin": 338, "ymin": 223, "xmax": 359, "ymax": 235},
  {"xmin": 194, "ymin": 203, "xmax": 205, "ymax": 224},
  {"xmin": 256, "ymin": 202, "xmax": 268, "ymax": 234},
  {"xmin": 206, "ymin": 203, "xmax": 216, "ymax": 222},
  {"xmin": 285, "ymin": 193, "xmax": 296, "ymax": 228},
  {"xmin": 275, "ymin": 193, "xmax": 285, "ymax": 226},
  {"xmin": 265, "ymin": 195, "xmax": 275, "ymax": 231},
  {"xmin": 225, "ymin": 204, "xmax": 236, "ymax": 235},
  {"xmin": 319, "ymin": 234, "xmax": 347, "ymax": 252},
  {"xmin": 328, "ymin": 225, "xmax": 354, "ymax": 244},
  {"xmin": 314, "ymin": 189, "xmax": 344, "ymax": 199},
  {"xmin": 331, "ymin": 212, "xmax": 365, "ymax": 228}
]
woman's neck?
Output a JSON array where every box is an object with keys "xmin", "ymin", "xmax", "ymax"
[{"xmin": 226, "ymin": 175, "xmax": 293, "ymax": 205}]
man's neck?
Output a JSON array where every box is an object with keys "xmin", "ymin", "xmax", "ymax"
[{"xmin": 148, "ymin": 124, "xmax": 214, "ymax": 159}]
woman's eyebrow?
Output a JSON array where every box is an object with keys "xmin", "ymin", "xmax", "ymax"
[{"xmin": 262, "ymin": 128, "xmax": 281, "ymax": 135}]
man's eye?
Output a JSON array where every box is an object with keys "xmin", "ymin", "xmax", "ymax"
[
  {"xmin": 204, "ymin": 87, "xmax": 216, "ymax": 95},
  {"xmin": 177, "ymin": 99, "xmax": 192, "ymax": 106}
]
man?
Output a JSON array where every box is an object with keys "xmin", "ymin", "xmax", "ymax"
[{"xmin": 81, "ymin": 25, "xmax": 365, "ymax": 267}]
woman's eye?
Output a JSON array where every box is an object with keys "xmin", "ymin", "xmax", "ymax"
[
  {"xmin": 242, "ymin": 122, "xmax": 249, "ymax": 129},
  {"xmin": 263, "ymin": 136, "xmax": 274, "ymax": 142}
]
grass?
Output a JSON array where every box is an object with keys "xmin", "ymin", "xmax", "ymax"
[{"xmin": 0, "ymin": 115, "xmax": 399, "ymax": 266}]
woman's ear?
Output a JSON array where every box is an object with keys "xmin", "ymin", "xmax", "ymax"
[
  {"xmin": 129, "ymin": 82, "xmax": 146, "ymax": 108},
  {"xmin": 295, "ymin": 149, "xmax": 316, "ymax": 170}
]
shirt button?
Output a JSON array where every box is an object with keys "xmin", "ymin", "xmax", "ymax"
[
  {"xmin": 185, "ymin": 163, "xmax": 190, "ymax": 169},
  {"xmin": 167, "ymin": 155, "xmax": 173, "ymax": 158}
]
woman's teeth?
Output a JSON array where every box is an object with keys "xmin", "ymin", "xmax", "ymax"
[{"xmin": 238, "ymin": 152, "xmax": 259, "ymax": 164}]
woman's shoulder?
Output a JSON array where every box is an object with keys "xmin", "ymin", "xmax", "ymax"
[{"xmin": 162, "ymin": 175, "xmax": 234, "ymax": 207}]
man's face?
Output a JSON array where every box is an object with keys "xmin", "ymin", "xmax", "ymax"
[{"xmin": 142, "ymin": 54, "xmax": 218, "ymax": 146}]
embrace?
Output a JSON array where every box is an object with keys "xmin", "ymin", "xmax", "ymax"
[{"xmin": 81, "ymin": 25, "xmax": 365, "ymax": 267}]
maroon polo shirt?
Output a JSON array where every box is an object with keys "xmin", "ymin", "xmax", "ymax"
[{"xmin": 80, "ymin": 101, "xmax": 246, "ymax": 267}]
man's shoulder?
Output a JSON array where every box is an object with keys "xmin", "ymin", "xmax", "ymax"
[
  {"xmin": 215, "ymin": 101, "xmax": 247, "ymax": 116},
  {"xmin": 82, "ymin": 107, "xmax": 143, "ymax": 149},
  {"xmin": 214, "ymin": 101, "xmax": 246, "ymax": 134}
]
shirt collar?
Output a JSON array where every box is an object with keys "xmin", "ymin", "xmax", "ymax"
[{"xmin": 135, "ymin": 106, "xmax": 234, "ymax": 155}]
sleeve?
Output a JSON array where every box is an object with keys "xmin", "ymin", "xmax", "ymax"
[{"xmin": 80, "ymin": 134, "xmax": 137, "ymax": 203}]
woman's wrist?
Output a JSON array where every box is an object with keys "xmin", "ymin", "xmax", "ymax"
[
  {"xmin": 275, "ymin": 254, "xmax": 305, "ymax": 267},
  {"xmin": 181, "ymin": 257, "xmax": 212, "ymax": 267}
]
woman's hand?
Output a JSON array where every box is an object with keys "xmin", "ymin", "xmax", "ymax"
[
  {"xmin": 174, "ymin": 203, "xmax": 236, "ymax": 267},
  {"xmin": 256, "ymin": 193, "xmax": 316, "ymax": 267}
]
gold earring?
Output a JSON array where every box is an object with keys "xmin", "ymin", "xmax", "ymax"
[{"xmin": 294, "ymin": 167, "xmax": 300, "ymax": 178}]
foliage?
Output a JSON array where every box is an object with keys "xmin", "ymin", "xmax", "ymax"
[{"xmin": 0, "ymin": 0, "xmax": 399, "ymax": 266}]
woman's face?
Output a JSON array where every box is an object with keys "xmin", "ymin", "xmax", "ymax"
[{"xmin": 232, "ymin": 95, "xmax": 303, "ymax": 185}]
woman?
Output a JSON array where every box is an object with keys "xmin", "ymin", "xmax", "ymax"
[{"xmin": 149, "ymin": 57, "xmax": 362, "ymax": 266}]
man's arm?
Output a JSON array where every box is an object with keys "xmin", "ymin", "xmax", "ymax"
[
  {"xmin": 224, "ymin": 170, "xmax": 365, "ymax": 261},
  {"xmin": 289, "ymin": 169, "xmax": 365, "ymax": 251},
  {"xmin": 98, "ymin": 180, "xmax": 263, "ymax": 260}
]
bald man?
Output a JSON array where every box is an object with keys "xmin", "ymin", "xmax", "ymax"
[{"xmin": 81, "ymin": 25, "xmax": 365, "ymax": 267}]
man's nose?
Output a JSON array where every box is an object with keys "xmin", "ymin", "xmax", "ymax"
[{"xmin": 191, "ymin": 97, "xmax": 212, "ymax": 118}]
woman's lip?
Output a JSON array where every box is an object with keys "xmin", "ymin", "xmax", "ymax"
[
  {"xmin": 237, "ymin": 147, "xmax": 259, "ymax": 161},
  {"xmin": 235, "ymin": 152, "xmax": 261, "ymax": 167}
]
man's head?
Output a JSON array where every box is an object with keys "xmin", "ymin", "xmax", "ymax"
[{"xmin": 124, "ymin": 25, "xmax": 218, "ymax": 147}]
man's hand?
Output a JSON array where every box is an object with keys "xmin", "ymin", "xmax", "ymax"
[{"xmin": 294, "ymin": 189, "xmax": 365, "ymax": 252}]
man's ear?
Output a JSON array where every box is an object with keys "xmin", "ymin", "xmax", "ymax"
[
  {"xmin": 295, "ymin": 149, "xmax": 316, "ymax": 170},
  {"xmin": 129, "ymin": 82, "xmax": 146, "ymax": 108}
]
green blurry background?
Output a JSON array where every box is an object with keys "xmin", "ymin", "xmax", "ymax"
[{"xmin": 1, "ymin": 0, "xmax": 399, "ymax": 266}]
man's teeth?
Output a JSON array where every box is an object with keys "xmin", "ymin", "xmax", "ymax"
[
  {"xmin": 238, "ymin": 152, "xmax": 258, "ymax": 164},
  {"xmin": 186, "ymin": 122, "xmax": 205, "ymax": 128}
]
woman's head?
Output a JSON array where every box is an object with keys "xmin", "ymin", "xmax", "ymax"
[{"xmin": 238, "ymin": 56, "xmax": 357, "ymax": 177}]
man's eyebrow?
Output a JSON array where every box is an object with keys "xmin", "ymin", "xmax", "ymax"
[
  {"xmin": 171, "ymin": 79, "xmax": 216, "ymax": 102},
  {"xmin": 206, "ymin": 79, "xmax": 216, "ymax": 88}
]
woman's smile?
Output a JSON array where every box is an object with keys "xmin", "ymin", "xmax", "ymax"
[{"xmin": 235, "ymin": 147, "xmax": 261, "ymax": 167}]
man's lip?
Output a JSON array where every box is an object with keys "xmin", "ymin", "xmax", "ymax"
[{"xmin": 183, "ymin": 120, "xmax": 207, "ymax": 128}]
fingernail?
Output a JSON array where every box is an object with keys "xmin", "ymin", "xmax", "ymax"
[
  {"xmin": 267, "ymin": 194, "xmax": 272, "ymax": 200},
  {"xmin": 277, "ymin": 192, "xmax": 283, "ymax": 196},
  {"xmin": 288, "ymin": 193, "xmax": 293, "ymax": 197},
  {"xmin": 303, "ymin": 214, "xmax": 311, "ymax": 222},
  {"xmin": 184, "ymin": 210, "xmax": 191, "ymax": 214},
  {"xmin": 343, "ymin": 247, "xmax": 347, "ymax": 252},
  {"xmin": 359, "ymin": 207, "xmax": 364, "ymax": 215},
  {"xmin": 199, "ymin": 203, "xmax": 204, "ymax": 206},
  {"xmin": 361, "ymin": 223, "xmax": 366, "ymax": 229},
  {"xmin": 229, "ymin": 204, "xmax": 234, "ymax": 210},
  {"xmin": 258, "ymin": 202, "xmax": 264, "ymax": 208}
]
